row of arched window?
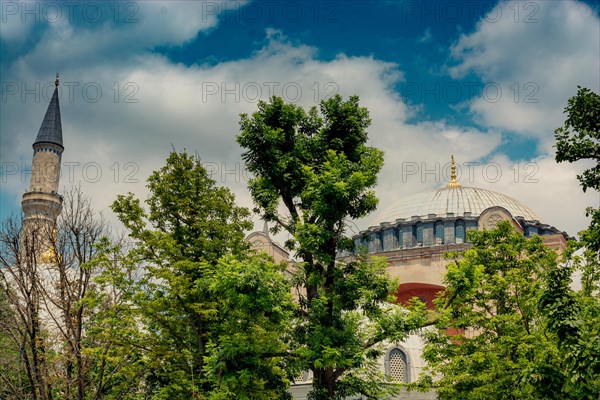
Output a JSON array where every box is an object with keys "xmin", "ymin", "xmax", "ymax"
[
  {"xmin": 363, "ymin": 220, "xmax": 470, "ymax": 253},
  {"xmin": 413, "ymin": 219, "xmax": 466, "ymax": 245}
]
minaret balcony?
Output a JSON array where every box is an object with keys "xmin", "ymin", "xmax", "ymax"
[{"xmin": 22, "ymin": 191, "xmax": 63, "ymax": 219}]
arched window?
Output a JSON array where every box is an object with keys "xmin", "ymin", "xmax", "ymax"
[
  {"xmin": 386, "ymin": 348, "xmax": 408, "ymax": 382},
  {"xmin": 368, "ymin": 232, "xmax": 381, "ymax": 253},
  {"xmin": 434, "ymin": 221, "xmax": 444, "ymax": 244},
  {"xmin": 397, "ymin": 227, "xmax": 403, "ymax": 249},
  {"xmin": 383, "ymin": 228, "xmax": 396, "ymax": 251},
  {"xmin": 413, "ymin": 223, "xmax": 423, "ymax": 246},
  {"xmin": 455, "ymin": 220, "xmax": 466, "ymax": 243}
]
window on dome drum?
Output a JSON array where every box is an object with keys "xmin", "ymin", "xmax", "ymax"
[
  {"xmin": 434, "ymin": 221, "xmax": 444, "ymax": 244},
  {"xmin": 455, "ymin": 220, "xmax": 466, "ymax": 243},
  {"xmin": 368, "ymin": 232, "xmax": 381, "ymax": 253},
  {"xmin": 397, "ymin": 228, "xmax": 403, "ymax": 249},
  {"xmin": 383, "ymin": 229, "xmax": 396, "ymax": 251},
  {"xmin": 387, "ymin": 348, "xmax": 408, "ymax": 382},
  {"xmin": 414, "ymin": 223, "xmax": 423, "ymax": 245},
  {"xmin": 354, "ymin": 238, "xmax": 363, "ymax": 252}
]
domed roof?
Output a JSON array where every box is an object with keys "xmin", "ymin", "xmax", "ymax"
[{"xmin": 373, "ymin": 186, "xmax": 540, "ymax": 225}]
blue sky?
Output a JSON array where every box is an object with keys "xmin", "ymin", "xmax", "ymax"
[{"xmin": 1, "ymin": 0, "xmax": 599, "ymax": 238}]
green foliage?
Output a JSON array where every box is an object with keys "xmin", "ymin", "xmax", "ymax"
[
  {"xmin": 238, "ymin": 95, "xmax": 423, "ymax": 399},
  {"xmin": 112, "ymin": 150, "xmax": 252, "ymax": 262},
  {"xmin": 543, "ymin": 86, "xmax": 600, "ymax": 398},
  {"xmin": 237, "ymin": 95, "xmax": 381, "ymax": 242},
  {"xmin": 555, "ymin": 86, "xmax": 600, "ymax": 193},
  {"xmin": 417, "ymin": 222, "xmax": 566, "ymax": 400},
  {"xmin": 204, "ymin": 254, "xmax": 297, "ymax": 400},
  {"xmin": 539, "ymin": 245, "xmax": 600, "ymax": 399},
  {"xmin": 0, "ymin": 287, "xmax": 30, "ymax": 400},
  {"xmin": 0, "ymin": 188, "xmax": 136, "ymax": 400},
  {"xmin": 111, "ymin": 150, "xmax": 295, "ymax": 398},
  {"xmin": 80, "ymin": 237, "xmax": 148, "ymax": 399}
]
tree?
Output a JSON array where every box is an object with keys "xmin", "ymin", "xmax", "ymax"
[
  {"xmin": 554, "ymin": 86, "xmax": 600, "ymax": 295},
  {"xmin": 111, "ymin": 150, "xmax": 297, "ymax": 399},
  {"xmin": 50, "ymin": 188, "xmax": 109, "ymax": 399},
  {"xmin": 539, "ymin": 244, "xmax": 600, "ymax": 398},
  {"xmin": 554, "ymin": 85, "xmax": 600, "ymax": 265},
  {"xmin": 203, "ymin": 254, "xmax": 297, "ymax": 400},
  {"xmin": 0, "ymin": 187, "xmax": 140, "ymax": 400},
  {"xmin": 555, "ymin": 86, "xmax": 600, "ymax": 193},
  {"xmin": 540, "ymin": 86, "xmax": 600, "ymax": 398},
  {"xmin": 80, "ymin": 237, "xmax": 148, "ymax": 400},
  {"xmin": 416, "ymin": 222, "xmax": 565, "ymax": 400},
  {"xmin": 0, "ymin": 286, "xmax": 28, "ymax": 400},
  {"xmin": 0, "ymin": 215, "xmax": 51, "ymax": 400},
  {"xmin": 237, "ymin": 95, "xmax": 425, "ymax": 399}
]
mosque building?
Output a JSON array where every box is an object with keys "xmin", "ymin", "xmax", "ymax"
[
  {"xmin": 346, "ymin": 157, "xmax": 568, "ymax": 395},
  {"xmin": 22, "ymin": 75, "xmax": 570, "ymax": 400},
  {"xmin": 353, "ymin": 156, "xmax": 568, "ymax": 311},
  {"xmin": 253, "ymin": 158, "xmax": 569, "ymax": 399}
]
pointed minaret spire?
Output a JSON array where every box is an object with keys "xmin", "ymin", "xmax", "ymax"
[
  {"xmin": 34, "ymin": 74, "xmax": 63, "ymax": 149},
  {"xmin": 22, "ymin": 74, "xmax": 64, "ymax": 225},
  {"xmin": 447, "ymin": 155, "xmax": 461, "ymax": 188}
]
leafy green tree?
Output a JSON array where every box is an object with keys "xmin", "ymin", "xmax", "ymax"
[
  {"xmin": 237, "ymin": 95, "xmax": 425, "ymax": 399},
  {"xmin": 417, "ymin": 222, "xmax": 565, "ymax": 400},
  {"xmin": 111, "ymin": 150, "xmax": 296, "ymax": 399},
  {"xmin": 554, "ymin": 85, "xmax": 600, "ymax": 266},
  {"xmin": 540, "ymin": 86, "xmax": 600, "ymax": 398},
  {"xmin": 555, "ymin": 86, "xmax": 600, "ymax": 193},
  {"xmin": 0, "ymin": 286, "xmax": 29, "ymax": 400},
  {"xmin": 539, "ymin": 244, "xmax": 600, "ymax": 398},
  {"xmin": 554, "ymin": 86, "xmax": 600, "ymax": 298},
  {"xmin": 203, "ymin": 254, "xmax": 297, "ymax": 400},
  {"xmin": 0, "ymin": 187, "xmax": 141, "ymax": 400},
  {"xmin": 81, "ymin": 237, "xmax": 149, "ymax": 400}
]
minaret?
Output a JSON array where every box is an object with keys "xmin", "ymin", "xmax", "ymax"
[{"xmin": 22, "ymin": 74, "xmax": 64, "ymax": 229}]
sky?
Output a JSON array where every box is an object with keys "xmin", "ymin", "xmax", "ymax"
[{"xmin": 1, "ymin": 0, "xmax": 599, "ymax": 242}]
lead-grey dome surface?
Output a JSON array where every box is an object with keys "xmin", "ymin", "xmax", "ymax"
[{"xmin": 373, "ymin": 186, "xmax": 540, "ymax": 225}]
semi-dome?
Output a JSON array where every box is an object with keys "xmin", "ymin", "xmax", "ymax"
[{"xmin": 373, "ymin": 186, "xmax": 540, "ymax": 225}]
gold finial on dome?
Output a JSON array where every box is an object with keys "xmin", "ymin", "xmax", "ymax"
[
  {"xmin": 447, "ymin": 155, "xmax": 461, "ymax": 188},
  {"xmin": 55, "ymin": 73, "xmax": 59, "ymax": 88}
]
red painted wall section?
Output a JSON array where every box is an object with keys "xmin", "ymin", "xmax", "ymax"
[
  {"xmin": 396, "ymin": 283, "xmax": 465, "ymax": 337},
  {"xmin": 395, "ymin": 282, "xmax": 445, "ymax": 310}
]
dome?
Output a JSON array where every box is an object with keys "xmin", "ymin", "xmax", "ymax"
[{"xmin": 372, "ymin": 186, "xmax": 540, "ymax": 225}]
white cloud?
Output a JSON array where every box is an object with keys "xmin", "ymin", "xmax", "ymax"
[
  {"xmin": 3, "ymin": 1, "xmax": 231, "ymax": 78},
  {"xmin": 448, "ymin": 0, "xmax": 600, "ymax": 145},
  {"xmin": 1, "ymin": 1, "xmax": 596, "ymax": 245},
  {"xmin": 1, "ymin": 24, "xmax": 500, "ymax": 237},
  {"xmin": 419, "ymin": 28, "xmax": 432, "ymax": 43}
]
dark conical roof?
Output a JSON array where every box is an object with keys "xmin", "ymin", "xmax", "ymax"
[{"xmin": 34, "ymin": 86, "xmax": 63, "ymax": 149}]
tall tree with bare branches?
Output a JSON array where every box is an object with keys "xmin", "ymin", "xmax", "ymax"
[{"xmin": 0, "ymin": 187, "xmax": 145, "ymax": 400}]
